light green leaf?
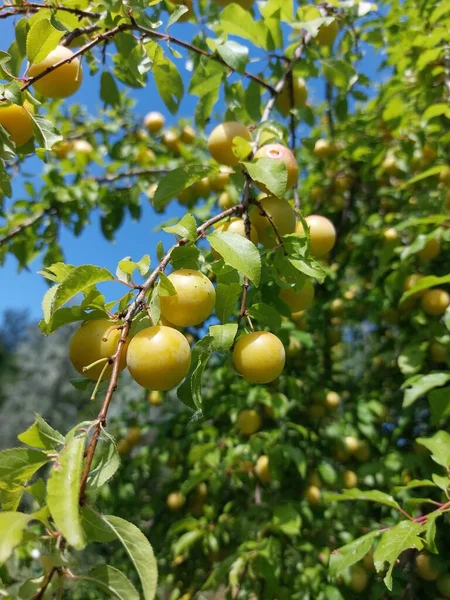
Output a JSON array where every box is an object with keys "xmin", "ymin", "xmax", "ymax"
[
  {"xmin": 401, "ymin": 165, "xmax": 445, "ymax": 188},
  {"xmin": 402, "ymin": 373, "xmax": 450, "ymax": 407},
  {"xmin": 209, "ymin": 323, "xmax": 238, "ymax": 353},
  {"xmin": 272, "ymin": 504, "xmax": 302, "ymax": 536},
  {"xmin": 172, "ymin": 529, "xmax": 204, "ymax": 556},
  {"xmin": 325, "ymin": 488, "xmax": 401, "ymax": 510},
  {"xmin": 220, "ymin": 4, "xmax": 269, "ymax": 49},
  {"xmin": 26, "ymin": 18, "xmax": 64, "ymax": 63},
  {"xmin": 215, "ymin": 283, "xmax": 241, "ymax": 322},
  {"xmin": 397, "ymin": 344, "xmax": 426, "ymax": 375},
  {"xmin": 167, "ymin": 4, "xmax": 188, "ymax": 26},
  {"xmin": 170, "ymin": 244, "xmax": 200, "ymax": 270},
  {"xmin": 330, "ymin": 530, "xmax": 380, "ymax": 577},
  {"xmin": 0, "ymin": 448, "xmax": 49, "ymax": 485},
  {"xmin": 158, "ymin": 272, "xmax": 176, "ymax": 296},
  {"xmin": 77, "ymin": 565, "xmax": 140, "ymax": 600},
  {"xmin": 47, "ymin": 265, "xmax": 114, "ymax": 320},
  {"xmin": 178, "ymin": 336, "xmax": 214, "ymax": 410},
  {"xmin": 31, "ymin": 114, "xmax": 62, "ymax": 150},
  {"xmin": 416, "ymin": 430, "xmax": 450, "ymax": 468},
  {"xmin": 374, "ymin": 521, "xmax": 425, "ymax": 590},
  {"xmin": 216, "ymin": 40, "xmax": 249, "ymax": 73},
  {"xmin": 422, "ymin": 103, "xmax": 450, "ymax": 121},
  {"xmin": 401, "ymin": 274, "xmax": 450, "ymax": 303},
  {"xmin": 0, "ymin": 512, "xmax": 29, "ymax": 565},
  {"xmin": 153, "ymin": 57, "xmax": 184, "ymax": 115},
  {"xmin": 103, "ymin": 515, "xmax": 158, "ymax": 600},
  {"xmin": 163, "ymin": 213, "xmax": 197, "ymax": 241},
  {"xmin": 207, "ymin": 231, "xmax": 261, "ymax": 286},
  {"xmin": 47, "ymin": 433, "xmax": 87, "ymax": 550},
  {"xmin": 154, "ymin": 165, "xmax": 216, "ymax": 209},
  {"xmin": 18, "ymin": 415, "xmax": 64, "ymax": 450},
  {"xmin": 86, "ymin": 436, "xmax": 120, "ymax": 491},
  {"xmin": 243, "ymin": 158, "xmax": 287, "ymax": 197}
]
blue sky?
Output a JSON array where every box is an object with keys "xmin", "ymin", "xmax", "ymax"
[{"xmin": 0, "ymin": 8, "xmax": 382, "ymax": 321}]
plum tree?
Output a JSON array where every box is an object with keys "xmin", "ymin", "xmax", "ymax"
[
  {"xmin": 143, "ymin": 111, "xmax": 165, "ymax": 133},
  {"xmin": 126, "ymin": 326, "xmax": 191, "ymax": 390},
  {"xmin": 28, "ymin": 46, "xmax": 82, "ymax": 98},
  {"xmin": 421, "ymin": 289, "xmax": 450, "ymax": 316},
  {"xmin": 276, "ymin": 77, "xmax": 307, "ymax": 115},
  {"xmin": 236, "ymin": 409, "xmax": 262, "ymax": 435},
  {"xmin": 250, "ymin": 196, "xmax": 296, "ymax": 247},
  {"xmin": 0, "ymin": 102, "xmax": 34, "ymax": 146},
  {"xmin": 69, "ymin": 319, "xmax": 128, "ymax": 380},
  {"xmin": 160, "ymin": 269, "xmax": 216, "ymax": 326},
  {"xmin": 279, "ymin": 280, "xmax": 315, "ymax": 313},
  {"xmin": 297, "ymin": 215, "xmax": 337, "ymax": 257},
  {"xmin": 232, "ymin": 331, "xmax": 285, "ymax": 384},
  {"xmin": 253, "ymin": 143, "xmax": 299, "ymax": 191},
  {"xmin": 207, "ymin": 121, "xmax": 252, "ymax": 166}
]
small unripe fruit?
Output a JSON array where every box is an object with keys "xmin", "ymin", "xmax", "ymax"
[
  {"xmin": 354, "ymin": 441, "xmax": 371, "ymax": 462},
  {"xmin": 344, "ymin": 436, "xmax": 360, "ymax": 454},
  {"xmin": 276, "ymin": 77, "xmax": 307, "ymax": 115},
  {"xmin": 305, "ymin": 485, "xmax": 321, "ymax": 504},
  {"xmin": 127, "ymin": 427, "xmax": 141, "ymax": 446},
  {"xmin": 325, "ymin": 391, "xmax": 341, "ymax": 409},
  {"xmin": 382, "ymin": 156, "xmax": 400, "ymax": 176},
  {"xmin": 309, "ymin": 404, "xmax": 325, "ymax": 419},
  {"xmin": 160, "ymin": 269, "xmax": 216, "ymax": 326},
  {"xmin": 254, "ymin": 455, "xmax": 271, "ymax": 483},
  {"xmin": 404, "ymin": 274, "xmax": 425, "ymax": 297},
  {"xmin": 71, "ymin": 139, "xmax": 93, "ymax": 158},
  {"xmin": 126, "ymin": 326, "xmax": 191, "ymax": 390},
  {"xmin": 421, "ymin": 289, "xmax": 450, "ymax": 316},
  {"xmin": 69, "ymin": 320, "xmax": 127, "ymax": 380},
  {"xmin": 286, "ymin": 336, "xmax": 302, "ymax": 357},
  {"xmin": 439, "ymin": 166, "xmax": 450, "ymax": 185},
  {"xmin": 250, "ymin": 196, "xmax": 296, "ymax": 248},
  {"xmin": 52, "ymin": 140, "xmax": 72, "ymax": 159},
  {"xmin": 418, "ymin": 237, "xmax": 441, "ymax": 261},
  {"xmin": 0, "ymin": 102, "xmax": 34, "ymax": 146},
  {"xmin": 148, "ymin": 390, "xmax": 163, "ymax": 405},
  {"xmin": 180, "ymin": 124, "xmax": 196, "ymax": 143},
  {"xmin": 253, "ymin": 144, "xmax": 299, "ymax": 191},
  {"xmin": 279, "ymin": 280, "xmax": 315, "ymax": 313},
  {"xmin": 214, "ymin": 217, "xmax": 258, "ymax": 246},
  {"xmin": 437, "ymin": 574, "xmax": 450, "ymax": 597},
  {"xmin": 28, "ymin": 46, "xmax": 82, "ymax": 98},
  {"xmin": 143, "ymin": 111, "xmax": 165, "ymax": 133},
  {"xmin": 167, "ymin": 491, "xmax": 185, "ymax": 511},
  {"xmin": 330, "ymin": 298, "xmax": 344, "ymax": 314},
  {"xmin": 313, "ymin": 139, "xmax": 337, "ymax": 158},
  {"xmin": 117, "ymin": 439, "xmax": 131, "ymax": 455},
  {"xmin": 192, "ymin": 177, "xmax": 211, "ymax": 198},
  {"xmin": 233, "ymin": 332, "xmax": 285, "ymax": 384},
  {"xmin": 349, "ymin": 565, "xmax": 368, "ymax": 593},
  {"xmin": 207, "ymin": 121, "xmax": 252, "ymax": 166},
  {"xmin": 236, "ymin": 409, "xmax": 262, "ymax": 435},
  {"xmin": 218, "ymin": 191, "xmax": 235, "ymax": 210},
  {"xmin": 430, "ymin": 341, "xmax": 447, "ymax": 363},
  {"xmin": 162, "ymin": 130, "xmax": 180, "ymax": 152},
  {"xmin": 297, "ymin": 215, "xmax": 336, "ymax": 257},
  {"xmin": 415, "ymin": 553, "xmax": 440, "ymax": 581},
  {"xmin": 343, "ymin": 470, "xmax": 358, "ymax": 488},
  {"xmin": 422, "ymin": 144, "xmax": 437, "ymax": 164},
  {"xmin": 384, "ymin": 228, "xmax": 399, "ymax": 242},
  {"xmin": 136, "ymin": 148, "xmax": 156, "ymax": 166},
  {"xmin": 211, "ymin": 168, "xmax": 232, "ymax": 192}
]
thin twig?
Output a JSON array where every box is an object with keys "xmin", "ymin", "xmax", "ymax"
[
  {"xmin": 0, "ymin": 207, "xmax": 55, "ymax": 247},
  {"xmin": 239, "ymin": 176, "xmax": 252, "ymax": 322},
  {"xmin": 325, "ymin": 80, "xmax": 335, "ymax": 140},
  {"xmin": 0, "ymin": 2, "xmax": 101, "ymax": 19},
  {"xmin": 34, "ymin": 567, "xmax": 58, "ymax": 600},
  {"xmin": 93, "ymin": 167, "xmax": 170, "ymax": 183},
  {"xmin": 61, "ymin": 24, "xmax": 101, "ymax": 47},
  {"xmin": 78, "ymin": 204, "xmax": 242, "ymax": 502},
  {"xmin": 288, "ymin": 71, "xmax": 300, "ymax": 210}
]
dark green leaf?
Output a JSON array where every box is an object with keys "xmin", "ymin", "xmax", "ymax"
[{"xmin": 207, "ymin": 231, "xmax": 261, "ymax": 285}]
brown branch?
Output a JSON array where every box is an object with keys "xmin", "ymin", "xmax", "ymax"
[
  {"xmin": 78, "ymin": 203, "xmax": 242, "ymax": 502},
  {"xmin": 93, "ymin": 167, "xmax": 171, "ymax": 184},
  {"xmin": 34, "ymin": 567, "xmax": 58, "ymax": 600},
  {"xmin": 288, "ymin": 71, "xmax": 300, "ymax": 211},
  {"xmin": 251, "ymin": 198, "xmax": 287, "ymax": 253},
  {"xmin": 325, "ymin": 79, "xmax": 335, "ymax": 139},
  {"xmin": 61, "ymin": 24, "xmax": 101, "ymax": 47},
  {"xmin": 239, "ymin": 175, "xmax": 252, "ymax": 321},
  {"xmin": 0, "ymin": 2, "xmax": 101, "ymax": 19},
  {"xmin": 0, "ymin": 207, "xmax": 55, "ymax": 247}
]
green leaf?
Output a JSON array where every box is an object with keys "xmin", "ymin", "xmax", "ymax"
[
  {"xmin": 26, "ymin": 18, "xmax": 64, "ymax": 64},
  {"xmin": 0, "ymin": 448, "xmax": 49, "ymax": 485},
  {"xmin": 154, "ymin": 165, "xmax": 217, "ymax": 209},
  {"xmin": 46, "ymin": 265, "xmax": 114, "ymax": 321},
  {"xmin": 215, "ymin": 283, "xmax": 241, "ymax": 322},
  {"xmin": 169, "ymin": 244, "xmax": 200, "ymax": 270},
  {"xmin": 18, "ymin": 415, "xmax": 65, "ymax": 450},
  {"xmin": 401, "ymin": 165, "xmax": 445, "ymax": 188},
  {"xmin": 325, "ymin": 488, "xmax": 401, "ymax": 510},
  {"xmin": 0, "ymin": 512, "xmax": 29, "ymax": 565},
  {"xmin": 220, "ymin": 4, "xmax": 269, "ymax": 49},
  {"xmin": 163, "ymin": 213, "xmax": 197, "ymax": 241},
  {"xmin": 0, "ymin": 484, "xmax": 24, "ymax": 511},
  {"xmin": 397, "ymin": 344, "xmax": 426, "ymax": 375},
  {"xmin": 172, "ymin": 529, "xmax": 204, "ymax": 556},
  {"xmin": 272, "ymin": 504, "xmax": 302, "ymax": 536},
  {"xmin": 248, "ymin": 303, "xmax": 282, "ymax": 332},
  {"xmin": 216, "ymin": 40, "xmax": 249, "ymax": 73},
  {"xmin": 100, "ymin": 71, "xmax": 121, "ymax": 107},
  {"xmin": 422, "ymin": 103, "xmax": 450, "ymax": 121},
  {"xmin": 243, "ymin": 158, "xmax": 287, "ymax": 197},
  {"xmin": 402, "ymin": 373, "xmax": 450, "ymax": 408},
  {"xmin": 153, "ymin": 57, "xmax": 184, "ymax": 115},
  {"xmin": 374, "ymin": 521, "xmax": 425, "ymax": 590},
  {"xmin": 31, "ymin": 114, "xmax": 62, "ymax": 150},
  {"xmin": 47, "ymin": 433, "xmax": 87, "ymax": 550},
  {"xmin": 429, "ymin": 386, "xmax": 450, "ymax": 425},
  {"xmin": 401, "ymin": 275, "xmax": 450, "ymax": 303},
  {"xmin": 208, "ymin": 323, "xmax": 238, "ymax": 353},
  {"xmin": 81, "ymin": 506, "xmax": 116, "ymax": 543},
  {"xmin": 167, "ymin": 4, "xmax": 188, "ymax": 26},
  {"xmin": 178, "ymin": 336, "xmax": 214, "ymax": 410},
  {"xmin": 416, "ymin": 431, "xmax": 450, "ymax": 468},
  {"xmin": 86, "ymin": 436, "xmax": 120, "ymax": 491},
  {"xmin": 207, "ymin": 231, "xmax": 261, "ymax": 286},
  {"xmin": 322, "ymin": 59, "xmax": 356, "ymax": 89},
  {"xmin": 78, "ymin": 565, "xmax": 140, "ymax": 600},
  {"xmin": 330, "ymin": 530, "xmax": 380, "ymax": 577},
  {"xmin": 102, "ymin": 515, "xmax": 158, "ymax": 600}
]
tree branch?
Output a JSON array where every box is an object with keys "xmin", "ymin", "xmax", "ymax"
[
  {"xmin": 34, "ymin": 567, "xmax": 58, "ymax": 600},
  {"xmin": 0, "ymin": 3, "xmax": 101, "ymax": 19},
  {"xmin": 93, "ymin": 167, "xmax": 171, "ymax": 183},
  {"xmin": 288, "ymin": 71, "xmax": 300, "ymax": 210},
  {"xmin": 0, "ymin": 207, "xmax": 55, "ymax": 247}
]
